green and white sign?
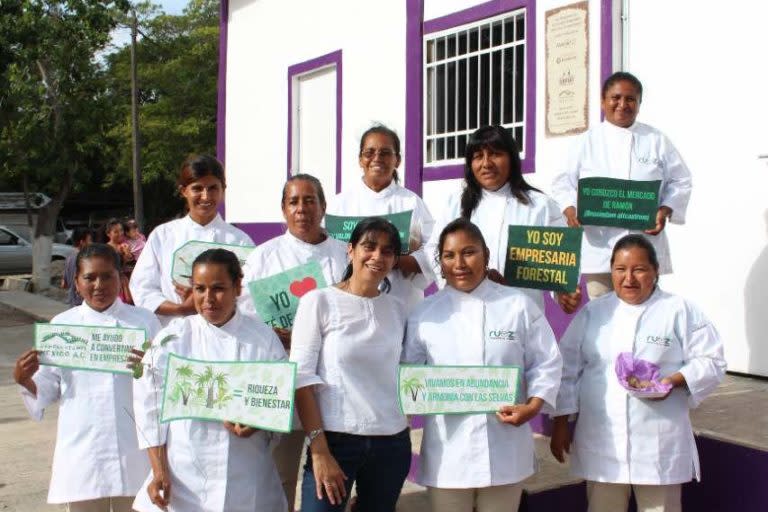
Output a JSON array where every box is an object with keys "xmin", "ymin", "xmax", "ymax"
[
  {"xmin": 160, "ymin": 353, "xmax": 297, "ymax": 433},
  {"xmin": 35, "ymin": 323, "xmax": 146, "ymax": 374},
  {"xmin": 505, "ymin": 225, "xmax": 583, "ymax": 293},
  {"xmin": 325, "ymin": 210, "xmax": 413, "ymax": 254},
  {"xmin": 171, "ymin": 241, "xmax": 255, "ymax": 286},
  {"xmin": 398, "ymin": 365, "xmax": 521, "ymax": 415},
  {"xmin": 577, "ymin": 177, "xmax": 662, "ymax": 230},
  {"xmin": 247, "ymin": 261, "xmax": 327, "ymax": 329}
]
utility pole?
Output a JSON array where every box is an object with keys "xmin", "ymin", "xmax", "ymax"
[{"xmin": 129, "ymin": 6, "xmax": 144, "ymax": 231}]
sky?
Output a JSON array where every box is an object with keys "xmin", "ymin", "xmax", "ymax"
[{"xmin": 110, "ymin": 0, "xmax": 191, "ymax": 49}]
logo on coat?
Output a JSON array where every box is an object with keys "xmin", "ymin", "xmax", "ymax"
[
  {"xmin": 645, "ymin": 335, "xmax": 672, "ymax": 347},
  {"xmin": 488, "ymin": 330, "xmax": 516, "ymax": 342}
]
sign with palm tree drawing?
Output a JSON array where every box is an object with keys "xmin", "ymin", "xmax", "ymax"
[
  {"xmin": 160, "ymin": 353, "xmax": 297, "ymax": 433},
  {"xmin": 398, "ymin": 365, "xmax": 521, "ymax": 415},
  {"xmin": 35, "ymin": 323, "xmax": 146, "ymax": 374},
  {"xmin": 171, "ymin": 241, "xmax": 255, "ymax": 286}
]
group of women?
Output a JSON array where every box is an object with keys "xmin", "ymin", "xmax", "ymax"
[{"xmin": 14, "ymin": 70, "xmax": 725, "ymax": 512}]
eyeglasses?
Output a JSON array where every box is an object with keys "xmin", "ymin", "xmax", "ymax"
[{"xmin": 361, "ymin": 148, "xmax": 397, "ymax": 159}]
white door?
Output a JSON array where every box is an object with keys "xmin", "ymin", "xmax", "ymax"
[
  {"xmin": 292, "ymin": 66, "xmax": 337, "ymax": 195},
  {"xmin": 627, "ymin": 0, "xmax": 768, "ymax": 375}
]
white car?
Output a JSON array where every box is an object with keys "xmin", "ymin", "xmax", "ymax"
[{"xmin": 0, "ymin": 225, "xmax": 75, "ymax": 276}]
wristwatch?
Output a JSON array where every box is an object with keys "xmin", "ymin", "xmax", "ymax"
[{"xmin": 307, "ymin": 428, "xmax": 324, "ymax": 443}]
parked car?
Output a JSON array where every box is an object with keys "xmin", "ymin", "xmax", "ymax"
[{"xmin": 0, "ymin": 225, "xmax": 75, "ymax": 276}]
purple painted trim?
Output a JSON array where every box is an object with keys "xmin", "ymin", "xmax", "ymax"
[
  {"xmin": 423, "ymin": 164, "xmax": 463, "ymax": 182},
  {"xmin": 286, "ymin": 50, "xmax": 343, "ymax": 194},
  {"xmin": 404, "ymin": 0, "xmax": 424, "ymax": 195},
  {"xmin": 406, "ymin": 0, "xmax": 537, "ymax": 184},
  {"xmin": 232, "ymin": 222, "xmax": 286, "ymax": 246},
  {"xmin": 216, "ymin": 0, "xmax": 229, "ymax": 219},
  {"xmin": 600, "ymin": 0, "xmax": 613, "ymax": 84}
]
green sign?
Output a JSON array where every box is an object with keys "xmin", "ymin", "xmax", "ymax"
[
  {"xmin": 504, "ymin": 225, "xmax": 583, "ymax": 293},
  {"xmin": 398, "ymin": 365, "xmax": 521, "ymax": 415},
  {"xmin": 577, "ymin": 177, "xmax": 662, "ymax": 230},
  {"xmin": 160, "ymin": 353, "xmax": 297, "ymax": 433},
  {"xmin": 35, "ymin": 322, "xmax": 146, "ymax": 374},
  {"xmin": 171, "ymin": 241, "xmax": 255, "ymax": 286},
  {"xmin": 247, "ymin": 261, "xmax": 327, "ymax": 329},
  {"xmin": 325, "ymin": 210, "xmax": 413, "ymax": 254}
]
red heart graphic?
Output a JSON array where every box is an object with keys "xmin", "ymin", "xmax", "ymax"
[{"xmin": 289, "ymin": 277, "xmax": 317, "ymax": 298}]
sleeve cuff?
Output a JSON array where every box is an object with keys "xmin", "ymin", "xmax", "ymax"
[
  {"xmin": 19, "ymin": 386, "xmax": 44, "ymax": 421},
  {"xmin": 295, "ymin": 373, "xmax": 325, "ymax": 390}
]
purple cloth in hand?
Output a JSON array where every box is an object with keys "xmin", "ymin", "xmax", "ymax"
[{"xmin": 615, "ymin": 352, "xmax": 673, "ymax": 394}]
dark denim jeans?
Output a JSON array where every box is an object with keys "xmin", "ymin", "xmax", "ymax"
[{"xmin": 300, "ymin": 428, "xmax": 412, "ymax": 512}]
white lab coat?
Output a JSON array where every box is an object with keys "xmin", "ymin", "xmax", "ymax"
[
  {"xmin": 132, "ymin": 311, "xmax": 288, "ymax": 512},
  {"xmin": 554, "ymin": 288, "xmax": 726, "ymax": 485},
  {"xmin": 551, "ymin": 121, "xmax": 692, "ymax": 274},
  {"xmin": 239, "ymin": 231, "xmax": 348, "ymax": 317},
  {"xmin": 327, "ymin": 178, "xmax": 435, "ymax": 311},
  {"xmin": 19, "ymin": 299, "xmax": 160, "ymax": 504},
  {"xmin": 130, "ymin": 214, "xmax": 253, "ymax": 326},
  {"xmin": 425, "ymin": 184, "xmax": 565, "ymax": 309},
  {"xmin": 402, "ymin": 279, "xmax": 562, "ymax": 488}
]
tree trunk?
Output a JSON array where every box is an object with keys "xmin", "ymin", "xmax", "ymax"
[{"xmin": 31, "ymin": 203, "xmax": 57, "ymax": 291}]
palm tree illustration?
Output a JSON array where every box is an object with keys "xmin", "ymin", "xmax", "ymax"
[
  {"xmin": 174, "ymin": 365, "xmax": 195, "ymax": 405},
  {"xmin": 194, "ymin": 366, "xmax": 217, "ymax": 409},
  {"xmin": 401, "ymin": 377, "xmax": 425, "ymax": 402},
  {"xmin": 213, "ymin": 372, "xmax": 231, "ymax": 409}
]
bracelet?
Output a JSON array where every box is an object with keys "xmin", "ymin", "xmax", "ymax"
[{"xmin": 307, "ymin": 428, "xmax": 324, "ymax": 443}]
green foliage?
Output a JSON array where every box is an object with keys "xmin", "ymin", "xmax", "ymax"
[{"xmin": 103, "ymin": 0, "xmax": 220, "ymax": 224}]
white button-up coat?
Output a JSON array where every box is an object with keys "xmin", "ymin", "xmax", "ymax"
[
  {"xmin": 555, "ymin": 289, "xmax": 726, "ymax": 484},
  {"xmin": 132, "ymin": 312, "xmax": 288, "ymax": 512},
  {"xmin": 403, "ymin": 279, "xmax": 562, "ymax": 488},
  {"xmin": 551, "ymin": 121, "xmax": 692, "ymax": 274},
  {"xmin": 20, "ymin": 299, "xmax": 160, "ymax": 504}
]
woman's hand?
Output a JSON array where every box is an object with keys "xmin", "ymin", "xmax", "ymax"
[
  {"xmin": 223, "ymin": 421, "xmax": 258, "ymax": 438},
  {"xmin": 648, "ymin": 372, "xmax": 687, "ymax": 401},
  {"xmin": 556, "ymin": 288, "xmax": 582, "ymax": 314},
  {"xmin": 496, "ymin": 397, "xmax": 543, "ymax": 426},
  {"xmin": 563, "ymin": 206, "xmax": 582, "ymax": 228},
  {"xmin": 14, "ymin": 349, "xmax": 39, "ymax": 395},
  {"xmin": 550, "ymin": 416, "xmax": 572, "ymax": 463},
  {"xmin": 487, "ymin": 268, "xmax": 506, "ymax": 285},
  {"xmin": 311, "ymin": 447, "xmax": 348, "ymax": 505},
  {"xmin": 273, "ymin": 328, "xmax": 292, "ymax": 351},
  {"xmin": 644, "ymin": 206, "xmax": 673, "ymax": 236},
  {"xmin": 147, "ymin": 446, "xmax": 172, "ymax": 511},
  {"xmin": 174, "ymin": 283, "xmax": 192, "ymax": 301},
  {"xmin": 396, "ymin": 254, "xmax": 422, "ymax": 278}
]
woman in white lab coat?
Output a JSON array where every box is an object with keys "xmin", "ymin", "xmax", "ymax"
[
  {"xmin": 326, "ymin": 124, "xmax": 435, "ymax": 311},
  {"xmin": 551, "ymin": 71, "xmax": 692, "ymax": 299},
  {"xmin": 403, "ymin": 218, "xmax": 562, "ymax": 512},
  {"xmin": 240, "ymin": 173, "xmax": 347, "ymax": 511},
  {"xmin": 13, "ymin": 243, "xmax": 161, "ymax": 512},
  {"xmin": 426, "ymin": 125, "xmax": 581, "ymax": 314},
  {"xmin": 130, "ymin": 154, "xmax": 253, "ymax": 326},
  {"xmin": 550, "ymin": 234, "xmax": 726, "ymax": 512},
  {"xmin": 291, "ymin": 217, "xmax": 411, "ymax": 512},
  {"xmin": 132, "ymin": 248, "xmax": 287, "ymax": 512}
]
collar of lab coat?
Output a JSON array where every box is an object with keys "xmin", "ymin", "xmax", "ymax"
[
  {"xmin": 602, "ymin": 119, "xmax": 639, "ymax": 135},
  {"xmin": 182, "ymin": 212, "xmax": 225, "ymax": 232},
  {"xmin": 480, "ymin": 182, "xmax": 512, "ymax": 200},
  {"xmin": 613, "ymin": 285, "xmax": 663, "ymax": 312},
  {"xmin": 194, "ymin": 308, "xmax": 243, "ymax": 343},
  {"xmin": 356, "ymin": 176, "xmax": 398, "ymax": 200},
  {"xmin": 445, "ymin": 277, "xmax": 494, "ymax": 302},
  {"xmin": 79, "ymin": 298, "xmax": 124, "ymax": 326},
  {"xmin": 284, "ymin": 229, "xmax": 330, "ymax": 254}
]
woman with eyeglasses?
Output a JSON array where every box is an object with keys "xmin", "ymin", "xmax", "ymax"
[{"xmin": 326, "ymin": 125, "xmax": 435, "ymax": 311}]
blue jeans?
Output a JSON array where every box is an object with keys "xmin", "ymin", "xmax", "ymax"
[{"xmin": 300, "ymin": 428, "xmax": 412, "ymax": 512}]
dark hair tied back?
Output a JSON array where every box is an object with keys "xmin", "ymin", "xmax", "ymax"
[
  {"xmin": 192, "ymin": 248, "xmax": 244, "ymax": 284},
  {"xmin": 610, "ymin": 234, "xmax": 659, "ymax": 271},
  {"xmin": 76, "ymin": 243, "xmax": 121, "ymax": 276}
]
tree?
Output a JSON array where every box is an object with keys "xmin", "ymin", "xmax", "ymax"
[
  {"xmin": 103, "ymin": 0, "xmax": 220, "ymax": 226},
  {"xmin": 0, "ymin": 0, "xmax": 129, "ymax": 290}
]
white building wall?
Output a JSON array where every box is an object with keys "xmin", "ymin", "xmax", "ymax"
[{"xmin": 225, "ymin": 0, "xmax": 407, "ymax": 223}]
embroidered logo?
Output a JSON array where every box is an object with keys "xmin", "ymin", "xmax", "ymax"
[
  {"xmin": 636, "ymin": 155, "xmax": 662, "ymax": 166},
  {"xmin": 645, "ymin": 335, "xmax": 672, "ymax": 347},
  {"xmin": 489, "ymin": 329, "xmax": 516, "ymax": 342}
]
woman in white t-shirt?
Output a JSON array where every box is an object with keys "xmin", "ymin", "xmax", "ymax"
[{"xmin": 291, "ymin": 217, "xmax": 411, "ymax": 512}]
